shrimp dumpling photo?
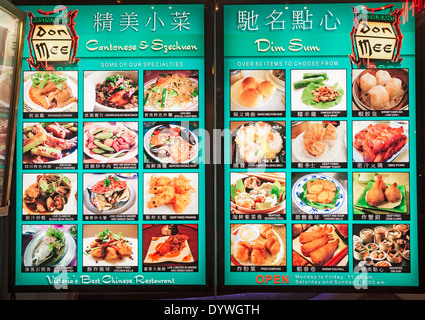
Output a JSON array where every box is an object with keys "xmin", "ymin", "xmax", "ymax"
[
  {"xmin": 375, "ymin": 70, "xmax": 392, "ymax": 86},
  {"xmin": 359, "ymin": 72, "xmax": 377, "ymax": 93},
  {"xmin": 368, "ymin": 85, "xmax": 390, "ymax": 110},
  {"xmin": 385, "ymin": 77, "xmax": 405, "ymax": 99}
]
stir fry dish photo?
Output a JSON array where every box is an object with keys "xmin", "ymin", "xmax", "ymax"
[
  {"xmin": 143, "ymin": 70, "xmax": 199, "ymax": 112},
  {"xmin": 84, "ymin": 71, "xmax": 138, "ymax": 113},
  {"xmin": 84, "ymin": 122, "xmax": 138, "ymax": 164},
  {"xmin": 144, "ymin": 122, "xmax": 199, "ymax": 165},
  {"xmin": 22, "ymin": 173, "xmax": 77, "ymax": 216},
  {"xmin": 23, "ymin": 71, "xmax": 78, "ymax": 113},
  {"xmin": 23, "ymin": 122, "xmax": 78, "ymax": 165}
]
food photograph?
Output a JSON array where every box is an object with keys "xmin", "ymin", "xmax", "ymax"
[
  {"xmin": 143, "ymin": 70, "xmax": 199, "ymax": 113},
  {"xmin": 23, "ymin": 122, "xmax": 78, "ymax": 166},
  {"xmin": 82, "ymin": 224, "xmax": 137, "ymax": 271},
  {"xmin": 22, "ymin": 173, "xmax": 77, "ymax": 217},
  {"xmin": 143, "ymin": 121, "xmax": 199, "ymax": 165},
  {"xmin": 23, "ymin": 71, "xmax": 78, "ymax": 114},
  {"xmin": 84, "ymin": 71, "xmax": 138, "ymax": 113},
  {"xmin": 21, "ymin": 224, "xmax": 77, "ymax": 270},
  {"xmin": 353, "ymin": 224, "xmax": 411, "ymax": 271},
  {"xmin": 230, "ymin": 224, "xmax": 286, "ymax": 271},
  {"xmin": 291, "ymin": 69, "xmax": 346, "ymax": 113},
  {"xmin": 83, "ymin": 121, "xmax": 138, "ymax": 165},
  {"xmin": 83, "ymin": 173, "xmax": 138, "ymax": 216},
  {"xmin": 143, "ymin": 173, "xmax": 198, "ymax": 216},
  {"xmin": 352, "ymin": 68, "xmax": 409, "ymax": 113},
  {"xmin": 292, "ymin": 172, "xmax": 347, "ymax": 217},
  {"xmin": 230, "ymin": 172, "xmax": 286, "ymax": 216},
  {"xmin": 142, "ymin": 224, "xmax": 198, "ymax": 269},
  {"xmin": 291, "ymin": 121, "xmax": 347, "ymax": 164},
  {"xmin": 352, "ymin": 121, "xmax": 409, "ymax": 164},
  {"xmin": 230, "ymin": 121, "xmax": 285, "ymax": 166},
  {"xmin": 292, "ymin": 224, "xmax": 348, "ymax": 269},
  {"xmin": 353, "ymin": 172, "xmax": 409, "ymax": 217},
  {"xmin": 230, "ymin": 69, "xmax": 285, "ymax": 113}
]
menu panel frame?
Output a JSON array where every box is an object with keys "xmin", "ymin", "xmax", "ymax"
[
  {"xmin": 216, "ymin": 0, "xmax": 425, "ymax": 294},
  {"xmin": 9, "ymin": 0, "xmax": 215, "ymax": 297}
]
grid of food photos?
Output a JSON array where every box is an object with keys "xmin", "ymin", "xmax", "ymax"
[
  {"xmin": 226, "ymin": 67, "xmax": 412, "ymax": 276},
  {"xmin": 19, "ymin": 67, "xmax": 203, "ymax": 275}
]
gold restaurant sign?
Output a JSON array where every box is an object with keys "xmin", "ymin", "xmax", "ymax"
[
  {"xmin": 27, "ymin": 6, "xmax": 79, "ymax": 70},
  {"xmin": 349, "ymin": 4, "xmax": 404, "ymax": 67}
]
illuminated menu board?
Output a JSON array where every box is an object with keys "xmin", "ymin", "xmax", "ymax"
[
  {"xmin": 13, "ymin": 4, "xmax": 212, "ymax": 290},
  {"xmin": 220, "ymin": 2, "xmax": 419, "ymax": 289}
]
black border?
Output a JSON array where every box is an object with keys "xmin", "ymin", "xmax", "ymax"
[
  {"xmin": 8, "ymin": 0, "xmax": 216, "ymax": 299},
  {"xmin": 215, "ymin": 0, "xmax": 425, "ymax": 295}
]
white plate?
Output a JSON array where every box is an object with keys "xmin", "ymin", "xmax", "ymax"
[
  {"xmin": 292, "ymin": 174, "xmax": 346, "ymax": 215},
  {"xmin": 143, "ymin": 77, "xmax": 198, "ymax": 112},
  {"xmin": 266, "ymin": 70, "xmax": 285, "ymax": 92},
  {"xmin": 23, "ymin": 71, "xmax": 78, "ymax": 113}
]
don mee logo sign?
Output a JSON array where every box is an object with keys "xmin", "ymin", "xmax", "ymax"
[
  {"xmin": 26, "ymin": 6, "xmax": 80, "ymax": 70},
  {"xmin": 349, "ymin": 4, "xmax": 404, "ymax": 67}
]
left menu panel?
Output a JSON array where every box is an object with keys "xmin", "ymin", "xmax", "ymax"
[{"xmin": 14, "ymin": 4, "xmax": 211, "ymax": 291}]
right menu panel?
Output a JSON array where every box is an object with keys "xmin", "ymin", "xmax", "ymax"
[{"xmin": 221, "ymin": 2, "xmax": 419, "ymax": 289}]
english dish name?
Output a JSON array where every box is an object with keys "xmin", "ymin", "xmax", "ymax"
[{"xmin": 86, "ymin": 39, "xmax": 198, "ymax": 54}]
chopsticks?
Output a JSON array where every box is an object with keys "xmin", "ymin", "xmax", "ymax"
[{"xmin": 324, "ymin": 245, "xmax": 348, "ymax": 267}]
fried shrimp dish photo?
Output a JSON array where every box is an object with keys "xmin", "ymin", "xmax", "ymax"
[
  {"xmin": 302, "ymin": 122, "xmax": 337, "ymax": 158},
  {"xmin": 146, "ymin": 174, "xmax": 196, "ymax": 214}
]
